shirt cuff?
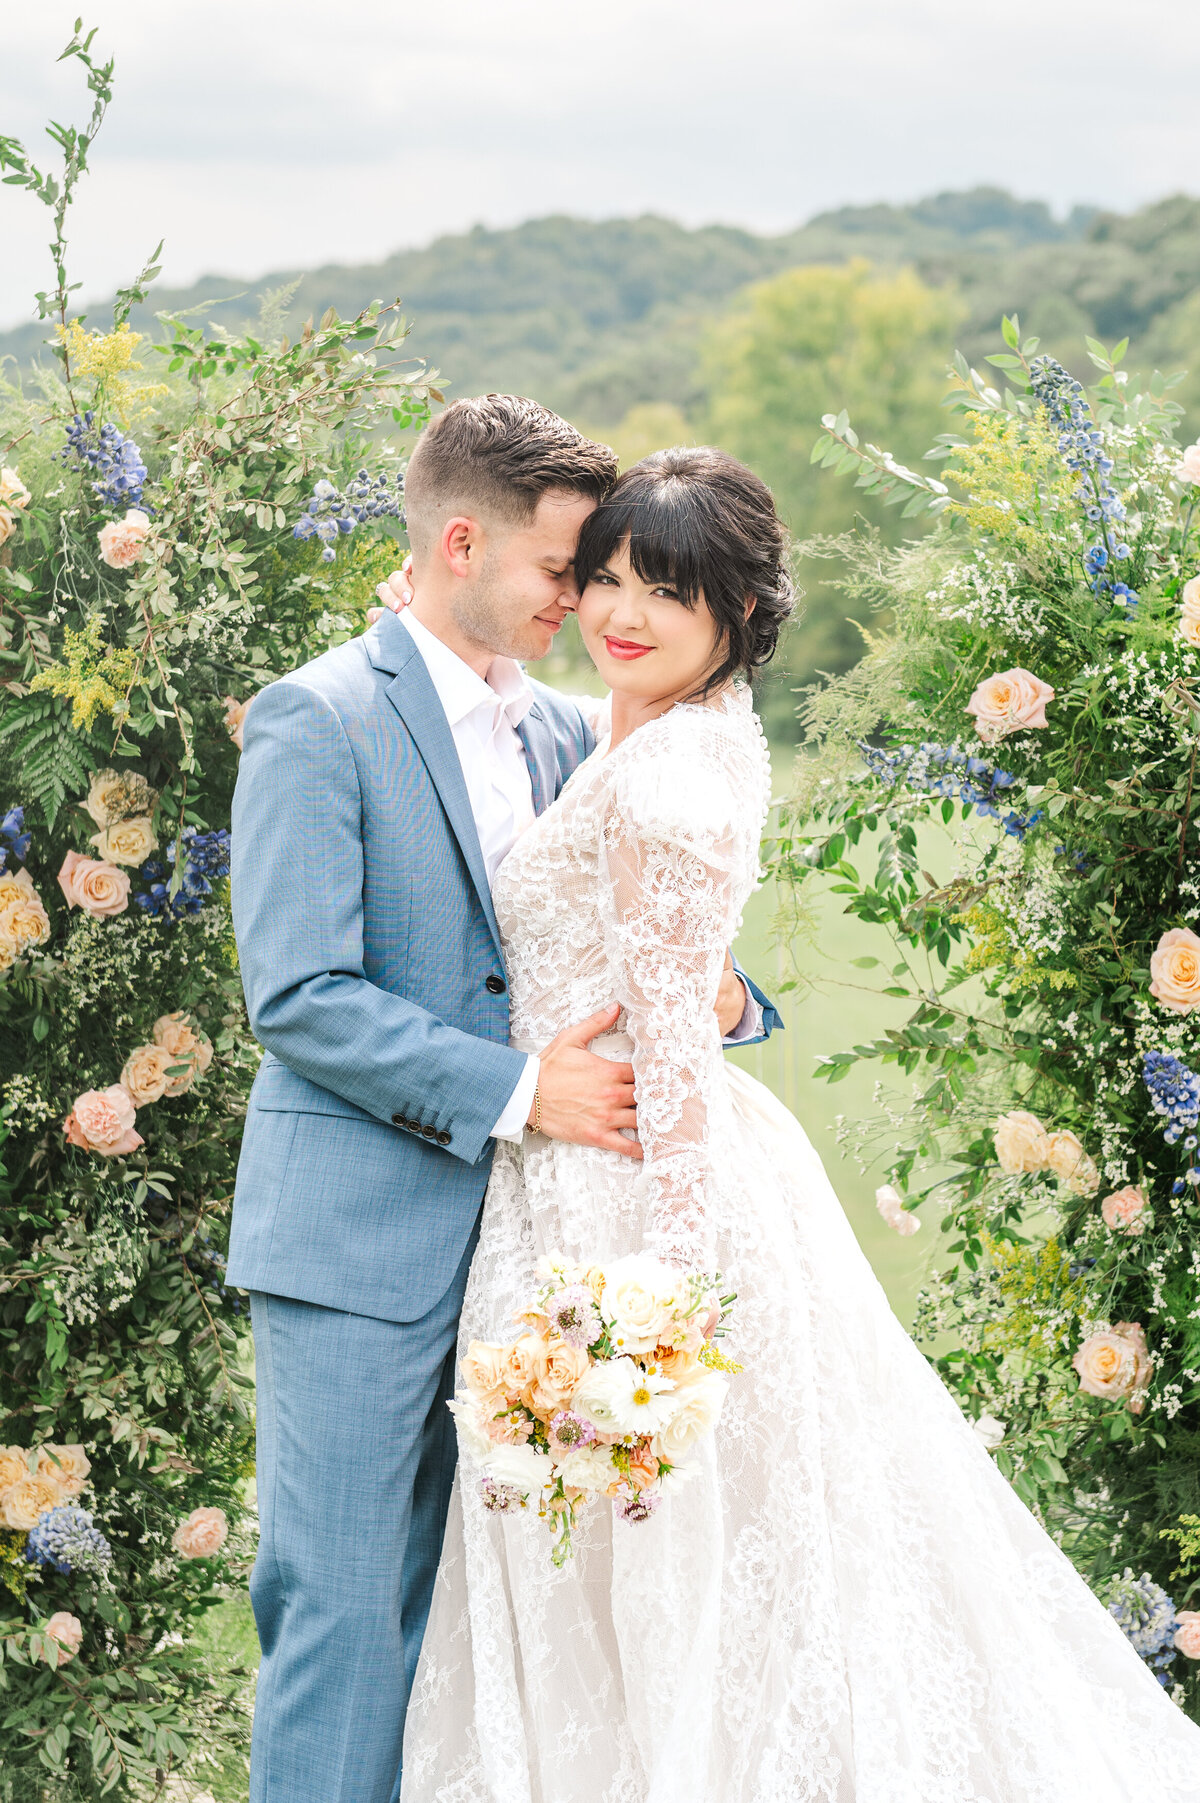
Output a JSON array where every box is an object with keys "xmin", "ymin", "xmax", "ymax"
[
  {"xmin": 722, "ymin": 977, "xmax": 763, "ymax": 1046},
  {"xmin": 491, "ymin": 1053, "xmax": 540, "ymax": 1142}
]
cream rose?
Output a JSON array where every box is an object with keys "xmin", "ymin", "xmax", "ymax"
[
  {"xmin": 0, "ymin": 509, "xmax": 15, "ymax": 548},
  {"xmin": 120, "ymin": 1043, "xmax": 175, "ymax": 1107},
  {"xmin": 655, "ymin": 1370, "xmax": 728, "ymax": 1463},
  {"xmin": 1045, "ymin": 1130, "xmax": 1100, "ymax": 1196},
  {"xmin": 172, "ymin": 1506, "xmax": 229, "ymax": 1559},
  {"xmin": 57, "ymin": 849, "xmax": 130, "ymax": 919},
  {"xmin": 1179, "ymin": 576, "xmax": 1200, "ymax": 648},
  {"xmin": 993, "ymin": 1109, "xmax": 1051, "ymax": 1174},
  {"xmin": 1150, "ymin": 926, "xmax": 1200, "ymax": 1013},
  {"xmin": 0, "ymin": 868, "xmax": 50, "ymax": 954},
  {"xmin": 98, "ymin": 508, "xmax": 151, "ymax": 570},
  {"xmin": 0, "ymin": 1473, "xmax": 63, "ymax": 1531},
  {"xmin": 1073, "ymin": 1322, "xmax": 1152, "ymax": 1412},
  {"xmin": 36, "ymin": 1444, "xmax": 90, "ymax": 1498},
  {"xmin": 91, "ymin": 815, "xmax": 157, "ymax": 867},
  {"xmin": 875, "ymin": 1182, "xmax": 921, "ymax": 1235},
  {"xmin": 83, "ymin": 768, "xmax": 155, "ymax": 829},
  {"xmin": 555, "ymin": 1442, "xmax": 618, "ymax": 1493},
  {"xmin": 527, "ymin": 1341, "xmax": 590, "ymax": 1417},
  {"xmin": 223, "ymin": 694, "xmax": 250, "ymax": 751},
  {"xmin": 1176, "ymin": 444, "xmax": 1200, "ymax": 485},
  {"xmin": 601, "ymin": 1254, "xmax": 683, "ymax": 1355},
  {"xmin": 0, "ymin": 467, "xmax": 30, "ymax": 510},
  {"xmin": 45, "ymin": 1612, "xmax": 83, "ymax": 1666},
  {"xmin": 460, "ymin": 1342, "xmax": 513, "ymax": 1410},
  {"xmin": 1174, "ymin": 1611, "xmax": 1200, "ymax": 1659},
  {"xmin": 1100, "ymin": 1185, "xmax": 1148, "ymax": 1236},
  {"xmin": 966, "ymin": 667, "xmax": 1054, "ymax": 744},
  {"xmin": 151, "ymin": 1012, "xmax": 213, "ymax": 1095},
  {"xmin": 0, "ymin": 1445, "xmax": 31, "ymax": 1491},
  {"xmin": 63, "ymin": 1085, "xmax": 143, "ymax": 1157}
]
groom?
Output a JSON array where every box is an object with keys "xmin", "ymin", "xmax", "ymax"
[{"xmin": 227, "ymin": 394, "xmax": 777, "ymax": 1803}]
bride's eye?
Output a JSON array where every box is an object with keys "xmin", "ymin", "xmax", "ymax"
[{"xmin": 652, "ymin": 585, "xmax": 680, "ymax": 600}]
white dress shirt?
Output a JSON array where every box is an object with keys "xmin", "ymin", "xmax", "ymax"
[{"xmin": 402, "ymin": 609, "xmax": 761, "ymax": 1144}]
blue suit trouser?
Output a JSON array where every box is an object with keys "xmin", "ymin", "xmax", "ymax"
[{"xmin": 247, "ymin": 1223, "xmax": 477, "ymax": 1803}]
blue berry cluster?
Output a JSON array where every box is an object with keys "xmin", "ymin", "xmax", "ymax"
[
  {"xmin": 136, "ymin": 827, "xmax": 231, "ymax": 918},
  {"xmin": 1105, "ymin": 1570, "xmax": 1179, "ymax": 1684},
  {"xmin": 1029, "ymin": 357, "xmax": 1137, "ymax": 611},
  {"xmin": 292, "ymin": 469, "xmax": 405, "ymax": 563},
  {"xmin": 0, "ymin": 805, "xmax": 30, "ymax": 869},
  {"xmin": 58, "ymin": 412, "xmax": 148, "ymax": 512},
  {"xmin": 859, "ymin": 741, "xmax": 1043, "ymax": 840},
  {"xmin": 26, "ymin": 1505, "xmax": 113, "ymax": 1577},
  {"xmin": 1143, "ymin": 1051, "xmax": 1200, "ymax": 1192}
]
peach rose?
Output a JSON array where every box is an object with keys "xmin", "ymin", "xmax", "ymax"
[
  {"xmin": 1174, "ymin": 1611, "xmax": 1200, "ymax": 1659},
  {"xmin": 36, "ymin": 1444, "xmax": 90, "ymax": 1498},
  {"xmin": 0, "ymin": 1473, "xmax": 63, "ymax": 1531},
  {"xmin": 97, "ymin": 508, "xmax": 151, "ymax": 570},
  {"xmin": 171, "ymin": 1505, "xmax": 228, "ymax": 1559},
  {"xmin": 0, "ymin": 467, "xmax": 30, "ymax": 511},
  {"xmin": 63, "ymin": 1085, "xmax": 143, "ymax": 1157},
  {"xmin": 223, "ymin": 695, "xmax": 250, "ymax": 751},
  {"xmin": 152, "ymin": 1012, "xmax": 213, "ymax": 1095},
  {"xmin": 460, "ymin": 1342, "xmax": 513, "ymax": 1410},
  {"xmin": 993, "ymin": 1109, "xmax": 1051, "ymax": 1174},
  {"xmin": 0, "ymin": 1446, "xmax": 32, "ymax": 1491},
  {"xmin": 1100, "ymin": 1185, "xmax": 1148, "ymax": 1236},
  {"xmin": 1073, "ymin": 1322, "xmax": 1152, "ymax": 1412},
  {"xmin": 875, "ymin": 1182, "xmax": 921, "ymax": 1235},
  {"xmin": 653, "ymin": 1342, "xmax": 701, "ymax": 1381},
  {"xmin": 45, "ymin": 1612, "xmax": 83, "ymax": 1666},
  {"xmin": 527, "ymin": 1341, "xmax": 591, "ymax": 1417},
  {"xmin": 966, "ymin": 667, "xmax": 1054, "ymax": 744},
  {"xmin": 627, "ymin": 1443, "xmax": 661, "ymax": 1491},
  {"xmin": 120, "ymin": 1043, "xmax": 175, "ymax": 1107},
  {"xmin": 503, "ymin": 1334, "xmax": 545, "ymax": 1400},
  {"xmin": 91, "ymin": 815, "xmax": 157, "ymax": 867},
  {"xmin": 57, "ymin": 849, "xmax": 130, "ymax": 919},
  {"xmin": 1045, "ymin": 1130, "xmax": 1100, "ymax": 1196},
  {"xmin": 83, "ymin": 768, "xmax": 155, "ymax": 829},
  {"xmin": 1176, "ymin": 444, "xmax": 1200, "ymax": 485},
  {"xmin": 1179, "ymin": 576, "xmax": 1200, "ymax": 649},
  {"xmin": 0, "ymin": 868, "xmax": 50, "ymax": 954},
  {"xmin": 1150, "ymin": 926, "xmax": 1200, "ymax": 1014},
  {"xmin": 0, "ymin": 509, "xmax": 15, "ymax": 548}
]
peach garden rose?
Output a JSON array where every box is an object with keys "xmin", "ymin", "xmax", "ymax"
[
  {"xmin": 0, "ymin": 1445, "xmax": 31, "ymax": 1492},
  {"xmin": 1174, "ymin": 1612, "xmax": 1200, "ymax": 1659},
  {"xmin": 57, "ymin": 849, "xmax": 130, "ymax": 919},
  {"xmin": 45, "ymin": 1612, "xmax": 83, "ymax": 1666},
  {"xmin": 965, "ymin": 667, "xmax": 1054, "ymax": 744},
  {"xmin": 1072, "ymin": 1322, "xmax": 1152, "ymax": 1412},
  {"xmin": 527, "ymin": 1341, "xmax": 591, "ymax": 1416},
  {"xmin": 1149, "ymin": 926, "xmax": 1200, "ymax": 1014},
  {"xmin": 152, "ymin": 1012, "xmax": 213, "ymax": 1094},
  {"xmin": 97, "ymin": 507, "xmax": 151, "ymax": 569},
  {"xmin": 0, "ymin": 868, "xmax": 50, "ymax": 957},
  {"xmin": 1045, "ymin": 1129, "xmax": 1100, "ymax": 1196},
  {"xmin": 63, "ymin": 1084, "xmax": 143, "ymax": 1157},
  {"xmin": 0, "ymin": 1473, "xmax": 63, "ymax": 1531},
  {"xmin": 1100, "ymin": 1185, "xmax": 1148, "ymax": 1236},
  {"xmin": 172, "ymin": 1506, "xmax": 228, "ymax": 1559},
  {"xmin": 223, "ymin": 694, "xmax": 250, "ymax": 750},
  {"xmin": 0, "ymin": 508, "xmax": 15, "ymax": 548},
  {"xmin": 120, "ymin": 1042, "xmax": 176, "ymax": 1107},
  {"xmin": 993, "ymin": 1109, "xmax": 1051, "ymax": 1174},
  {"xmin": 36, "ymin": 1444, "xmax": 90, "ymax": 1498},
  {"xmin": 91, "ymin": 815, "xmax": 157, "ymax": 867},
  {"xmin": 0, "ymin": 467, "xmax": 30, "ymax": 510},
  {"xmin": 83, "ymin": 767, "xmax": 155, "ymax": 829}
]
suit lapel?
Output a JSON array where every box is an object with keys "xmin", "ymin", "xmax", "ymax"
[
  {"xmin": 516, "ymin": 702, "xmax": 557, "ymax": 815},
  {"xmin": 366, "ymin": 613, "xmax": 505, "ymax": 961}
]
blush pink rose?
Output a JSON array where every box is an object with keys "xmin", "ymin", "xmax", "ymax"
[
  {"xmin": 965, "ymin": 667, "xmax": 1055, "ymax": 744},
  {"xmin": 1174, "ymin": 1611, "xmax": 1200, "ymax": 1659},
  {"xmin": 172, "ymin": 1505, "xmax": 228, "ymax": 1559},
  {"xmin": 57, "ymin": 849, "xmax": 130, "ymax": 919},
  {"xmin": 1072, "ymin": 1322, "xmax": 1152, "ymax": 1413},
  {"xmin": 1100, "ymin": 1185, "xmax": 1148, "ymax": 1236},
  {"xmin": 63, "ymin": 1085, "xmax": 143, "ymax": 1157},
  {"xmin": 223, "ymin": 695, "xmax": 250, "ymax": 751},
  {"xmin": 45, "ymin": 1612, "xmax": 83, "ymax": 1666},
  {"xmin": 1149, "ymin": 926, "xmax": 1200, "ymax": 1013},
  {"xmin": 1176, "ymin": 444, "xmax": 1200, "ymax": 485},
  {"xmin": 1179, "ymin": 576, "xmax": 1200, "ymax": 648},
  {"xmin": 97, "ymin": 508, "xmax": 151, "ymax": 570}
]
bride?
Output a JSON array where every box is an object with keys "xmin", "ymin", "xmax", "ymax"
[{"xmin": 400, "ymin": 446, "xmax": 1200, "ymax": 1802}]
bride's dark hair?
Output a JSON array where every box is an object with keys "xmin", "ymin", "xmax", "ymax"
[{"xmin": 573, "ymin": 445, "xmax": 794, "ymax": 695}]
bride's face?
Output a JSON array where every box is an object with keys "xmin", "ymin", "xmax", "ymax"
[{"xmin": 577, "ymin": 541, "xmax": 722, "ymax": 703}]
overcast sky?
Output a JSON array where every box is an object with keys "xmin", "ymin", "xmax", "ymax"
[{"xmin": 2, "ymin": 0, "xmax": 1197, "ymax": 330}]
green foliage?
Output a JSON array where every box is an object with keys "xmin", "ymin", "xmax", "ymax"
[
  {"xmin": 0, "ymin": 28, "xmax": 437, "ymax": 1796},
  {"xmin": 780, "ymin": 320, "xmax": 1200, "ymax": 1711}
]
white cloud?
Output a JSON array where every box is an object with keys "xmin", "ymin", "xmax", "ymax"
[{"xmin": 2, "ymin": 0, "xmax": 1198, "ymax": 328}]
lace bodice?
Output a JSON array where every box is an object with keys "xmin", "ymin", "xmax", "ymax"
[{"xmin": 492, "ymin": 686, "xmax": 771, "ymax": 1266}]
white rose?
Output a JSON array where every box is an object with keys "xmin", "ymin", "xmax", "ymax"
[
  {"xmin": 1176, "ymin": 444, "xmax": 1200, "ymax": 485},
  {"xmin": 447, "ymin": 1399, "xmax": 492, "ymax": 1466},
  {"xmin": 654, "ymin": 1370, "xmax": 728, "ymax": 1462},
  {"xmin": 973, "ymin": 1413, "xmax": 1006, "ymax": 1450},
  {"xmin": 556, "ymin": 1443, "xmax": 619, "ymax": 1493},
  {"xmin": 601, "ymin": 1253, "xmax": 683, "ymax": 1354},
  {"xmin": 481, "ymin": 1443, "xmax": 553, "ymax": 1498}
]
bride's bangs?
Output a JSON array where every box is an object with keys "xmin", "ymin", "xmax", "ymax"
[{"xmin": 575, "ymin": 478, "xmax": 711, "ymax": 612}]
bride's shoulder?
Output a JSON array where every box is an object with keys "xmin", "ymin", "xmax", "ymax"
[{"xmin": 608, "ymin": 687, "xmax": 770, "ymax": 846}]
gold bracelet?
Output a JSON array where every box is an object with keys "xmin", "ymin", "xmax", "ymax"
[{"xmin": 532, "ymin": 1083, "xmax": 542, "ymax": 1135}]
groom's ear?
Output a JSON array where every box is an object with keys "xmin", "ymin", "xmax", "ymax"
[{"xmin": 441, "ymin": 514, "xmax": 485, "ymax": 579}]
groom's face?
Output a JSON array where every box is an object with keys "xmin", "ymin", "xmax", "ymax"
[{"xmin": 452, "ymin": 490, "xmax": 598, "ymax": 663}]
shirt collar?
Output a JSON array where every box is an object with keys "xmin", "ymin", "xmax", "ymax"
[{"xmin": 402, "ymin": 609, "xmax": 533, "ymax": 731}]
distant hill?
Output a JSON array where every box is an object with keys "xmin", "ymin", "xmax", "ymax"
[{"xmin": 0, "ymin": 185, "xmax": 1130, "ymax": 419}]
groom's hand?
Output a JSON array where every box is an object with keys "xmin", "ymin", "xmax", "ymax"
[{"xmin": 532, "ymin": 1002, "xmax": 642, "ymax": 1159}]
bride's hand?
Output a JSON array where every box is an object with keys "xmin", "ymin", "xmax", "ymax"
[{"xmin": 365, "ymin": 557, "xmax": 413, "ymax": 626}]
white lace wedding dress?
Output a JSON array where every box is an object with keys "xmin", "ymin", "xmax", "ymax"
[{"xmin": 402, "ymin": 686, "xmax": 1200, "ymax": 1803}]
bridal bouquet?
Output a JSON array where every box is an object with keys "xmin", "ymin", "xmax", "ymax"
[{"xmin": 450, "ymin": 1251, "xmax": 740, "ymax": 1565}]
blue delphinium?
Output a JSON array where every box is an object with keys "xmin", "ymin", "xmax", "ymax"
[
  {"xmin": 1029, "ymin": 357, "xmax": 1137, "ymax": 611},
  {"xmin": 292, "ymin": 469, "xmax": 405, "ymax": 563},
  {"xmin": 26, "ymin": 1506, "xmax": 112, "ymax": 1577},
  {"xmin": 0, "ymin": 805, "xmax": 30, "ymax": 870},
  {"xmin": 1143, "ymin": 1050, "xmax": 1200, "ymax": 1161},
  {"xmin": 1105, "ymin": 1570, "xmax": 1179, "ymax": 1684},
  {"xmin": 58, "ymin": 412, "xmax": 148, "ymax": 511},
  {"xmin": 859, "ymin": 740, "xmax": 1043, "ymax": 841},
  {"xmin": 136, "ymin": 826, "xmax": 231, "ymax": 918}
]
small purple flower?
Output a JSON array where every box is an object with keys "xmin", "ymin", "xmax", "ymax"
[
  {"xmin": 614, "ymin": 1487, "xmax": 662, "ymax": 1524},
  {"xmin": 547, "ymin": 1284, "xmax": 602, "ymax": 1348},
  {"xmin": 479, "ymin": 1478, "xmax": 525, "ymax": 1514},
  {"xmin": 548, "ymin": 1410, "xmax": 597, "ymax": 1454}
]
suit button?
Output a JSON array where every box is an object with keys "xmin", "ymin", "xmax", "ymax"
[
  {"xmin": 391, "ymin": 1112, "xmax": 405, "ymax": 1127},
  {"xmin": 421, "ymin": 1124, "xmax": 437, "ymax": 1140},
  {"xmin": 485, "ymin": 974, "xmax": 506, "ymax": 995},
  {"xmin": 436, "ymin": 1129, "xmax": 451, "ymax": 1146}
]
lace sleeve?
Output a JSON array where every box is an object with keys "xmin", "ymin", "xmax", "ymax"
[{"xmin": 598, "ymin": 703, "xmax": 764, "ymax": 1267}]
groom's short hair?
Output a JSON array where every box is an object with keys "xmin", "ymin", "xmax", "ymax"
[{"xmin": 404, "ymin": 394, "xmax": 618, "ymax": 552}]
